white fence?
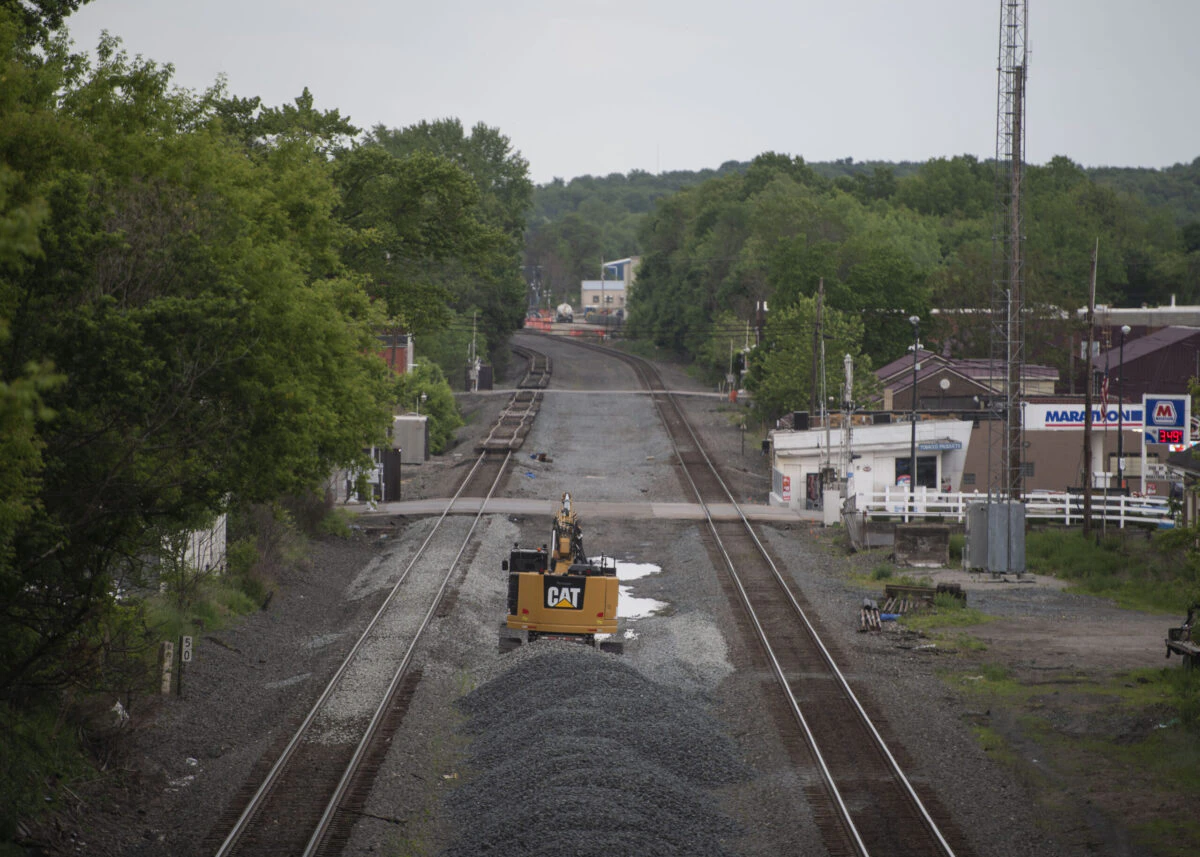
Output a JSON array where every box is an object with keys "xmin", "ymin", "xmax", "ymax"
[{"xmin": 857, "ymin": 488, "xmax": 1175, "ymax": 529}]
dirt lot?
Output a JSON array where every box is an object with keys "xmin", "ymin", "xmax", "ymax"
[
  {"xmin": 824, "ymin": 555, "xmax": 1195, "ymax": 857},
  {"xmin": 22, "ymin": 338, "xmax": 1198, "ymax": 857}
]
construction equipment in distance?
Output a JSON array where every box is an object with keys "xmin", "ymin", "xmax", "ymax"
[
  {"xmin": 1166, "ymin": 603, "xmax": 1200, "ymax": 668},
  {"xmin": 499, "ymin": 493, "xmax": 623, "ymax": 654}
]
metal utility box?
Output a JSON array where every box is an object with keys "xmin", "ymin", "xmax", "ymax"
[
  {"xmin": 964, "ymin": 502, "xmax": 990, "ymax": 570},
  {"xmin": 964, "ymin": 500, "xmax": 1026, "ymax": 574},
  {"xmin": 986, "ymin": 500, "xmax": 1026, "ymax": 574},
  {"xmin": 392, "ymin": 415, "xmax": 429, "ymax": 464},
  {"xmin": 478, "ymin": 364, "xmax": 494, "ymax": 391}
]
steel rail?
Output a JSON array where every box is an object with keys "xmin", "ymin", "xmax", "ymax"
[
  {"xmin": 657, "ymin": 384, "xmax": 955, "ymax": 857},
  {"xmin": 649, "ymin": 389, "xmax": 870, "ymax": 856},
  {"xmin": 547, "ymin": 334, "xmax": 956, "ymax": 857},
  {"xmin": 301, "ymin": 450, "xmax": 512, "ymax": 855},
  {"xmin": 213, "ymin": 449, "xmax": 510, "ymax": 857}
]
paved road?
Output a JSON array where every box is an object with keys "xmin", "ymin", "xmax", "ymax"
[{"xmin": 361, "ymin": 497, "xmax": 818, "ymax": 522}]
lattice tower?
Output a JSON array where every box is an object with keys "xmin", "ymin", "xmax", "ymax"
[{"xmin": 988, "ymin": 0, "xmax": 1028, "ymax": 502}]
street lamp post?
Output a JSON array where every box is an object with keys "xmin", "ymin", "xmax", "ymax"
[
  {"xmin": 908, "ymin": 315, "xmax": 921, "ymax": 516},
  {"xmin": 1117, "ymin": 324, "xmax": 1130, "ymax": 491}
]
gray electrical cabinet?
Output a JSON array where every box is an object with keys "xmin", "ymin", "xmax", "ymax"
[
  {"xmin": 392, "ymin": 415, "xmax": 429, "ymax": 464},
  {"xmin": 964, "ymin": 500, "xmax": 1026, "ymax": 574},
  {"xmin": 964, "ymin": 502, "xmax": 989, "ymax": 570},
  {"xmin": 986, "ymin": 500, "xmax": 1026, "ymax": 574}
]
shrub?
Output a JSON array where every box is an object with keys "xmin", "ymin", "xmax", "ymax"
[
  {"xmin": 934, "ymin": 591, "xmax": 965, "ymax": 611},
  {"xmin": 0, "ymin": 702, "xmax": 90, "ymax": 841},
  {"xmin": 1027, "ymin": 529, "xmax": 1199, "ymax": 613},
  {"xmin": 316, "ymin": 507, "xmax": 357, "ymax": 539},
  {"xmin": 871, "ymin": 562, "xmax": 893, "ymax": 580},
  {"xmin": 949, "ymin": 533, "xmax": 965, "ymax": 562}
]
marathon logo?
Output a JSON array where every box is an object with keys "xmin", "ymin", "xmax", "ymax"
[
  {"xmin": 1151, "ymin": 401, "xmax": 1178, "ymax": 425},
  {"xmin": 1042, "ymin": 407, "xmax": 1142, "ymax": 427},
  {"xmin": 544, "ymin": 576, "xmax": 585, "ymax": 610}
]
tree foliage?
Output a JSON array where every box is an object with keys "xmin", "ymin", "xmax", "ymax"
[
  {"xmin": 0, "ymin": 22, "xmax": 395, "ymax": 701},
  {"xmin": 745, "ymin": 297, "xmax": 878, "ymax": 420},
  {"xmin": 356, "ymin": 119, "xmax": 532, "ymax": 377},
  {"xmin": 626, "ymin": 153, "xmax": 936, "ymax": 401},
  {"xmin": 552, "ymin": 149, "xmax": 1198, "ymax": 418}
]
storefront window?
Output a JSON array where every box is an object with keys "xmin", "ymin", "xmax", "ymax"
[{"xmin": 895, "ymin": 456, "xmax": 937, "ymax": 489}]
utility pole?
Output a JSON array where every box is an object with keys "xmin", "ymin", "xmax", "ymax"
[
  {"xmin": 468, "ymin": 311, "xmax": 480, "ymax": 392},
  {"xmin": 843, "ymin": 353, "xmax": 854, "ymax": 492},
  {"xmin": 810, "ymin": 279, "xmax": 824, "ymax": 415},
  {"xmin": 1082, "ymin": 239, "xmax": 1098, "ymax": 536}
]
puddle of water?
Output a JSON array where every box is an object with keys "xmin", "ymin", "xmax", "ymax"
[{"xmin": 614, "ymin": 560, "xmax": 666, "ymax": 619}]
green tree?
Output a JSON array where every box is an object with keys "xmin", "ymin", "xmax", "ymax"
[
  {"xmin": 361, "ymin": 120, "xmax": 531, "ymax": 376},
  {"xmin": 393, "ymin": 362, "xmax": 463, "ymax": 454},
  {"xmin": 745, "ymin": 296, "xmax": 878, "ymax": 422},
  {"xmin": 0, "ymin": 30, "xmax": 393, "ymax": 700}
]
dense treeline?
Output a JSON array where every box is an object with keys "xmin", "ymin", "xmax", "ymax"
[
  {"xmin": 524, "ymin": 155, "xmax": 1200, "ymax": 320},
  {"xmin": 529, "ymin": 153, "xmax": 1199, "ymax": 419},
  {"xmin": 0, "ymin": 4, "xmax": 532, "ymax": 833}
]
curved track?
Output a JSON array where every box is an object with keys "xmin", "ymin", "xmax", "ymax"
[{"xmin": 549, "ymin": 334, "xmax": 970, "ymax": 857}]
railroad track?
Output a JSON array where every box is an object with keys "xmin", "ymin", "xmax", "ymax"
[
  {"xmin": 512, "ymin": 343, "xmax": 551, "ymax": 388},
  {"xmin": 474, "ymin": 343, "xmax": 547, "ymax": 453},
  {"xmin": 206, "ymin": 345, "xmax": 555, "ymax": 856},
  {"xmin": 550, "ymin": 334, "xmax": 970, "ymax": 857},
  {"xmin": 473, "ymin": 389, "xmax": 542, "ymax": 453}
]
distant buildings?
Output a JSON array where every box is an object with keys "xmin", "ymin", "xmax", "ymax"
[
  {"xmin": 579, "ymin": 256, "xmax": 638, "ymax": 321},
  {"xmin": 768, "ymin": 325, "xmax": 1194, "ymax": 510}
]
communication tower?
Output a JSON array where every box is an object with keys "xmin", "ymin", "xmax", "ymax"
[{"xmin": 988, "ymin": 0, "xmax": 1028, "ymax": 502}]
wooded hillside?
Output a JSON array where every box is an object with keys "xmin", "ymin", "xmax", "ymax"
[{"xmin": 526, "ymin": 153, "xmax": 1200, "ymax": 413}]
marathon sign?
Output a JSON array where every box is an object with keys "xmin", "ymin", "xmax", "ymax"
[
  {"xmin": 1142, "ymin": 395, "xmax": 1190, "ymax": 445},
  {"xmin": 1024, "ymin": 403, "xmax": 1143, "ymax": 431}
]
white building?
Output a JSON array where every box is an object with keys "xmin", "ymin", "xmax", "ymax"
[
  {"xmin": 769, "ymin": 418, "xmax": 974, "ymax": 512},
  {"xmin": 580, "ymin": 256, "xmax": 639, "ymax": 319}
]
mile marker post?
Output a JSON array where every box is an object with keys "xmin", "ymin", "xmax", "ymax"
[{"xmin": 178, "ymin": 635, "xmax": 193, "ymax": 697}]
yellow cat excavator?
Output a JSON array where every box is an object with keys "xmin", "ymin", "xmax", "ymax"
[{"xmin": 498, "ymin": 493, "xmax": 623, "ymax": 653}]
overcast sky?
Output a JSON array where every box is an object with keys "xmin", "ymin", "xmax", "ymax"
[{"xmin": 66, "ymin": 0, "xmax": 1198, "ymax": 185}]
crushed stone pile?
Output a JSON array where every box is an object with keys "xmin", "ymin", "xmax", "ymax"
[{"xmin": 440, "ymin": 646, "xmax": 749, "ymax": 857}]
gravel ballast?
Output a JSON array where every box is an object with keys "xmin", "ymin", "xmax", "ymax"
[{"xmin": 441, "ymin": 647, "xmax": 747, "ymax": 857}]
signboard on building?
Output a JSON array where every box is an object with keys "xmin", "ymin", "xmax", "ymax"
[
  {"xmin": 918, "ymin": 440, "xmax": 963, "ymax": 451},
  {"xmin": 1024, "ymin": 403, "xmax": 1143, "ymax": 430},
  {"xmin": 1142, "ymin": 395, "xmax": 1190, "ymax": 445}
]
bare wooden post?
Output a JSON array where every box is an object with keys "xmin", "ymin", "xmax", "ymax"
[{"xmin": 159, "ymin": 641, "xmax": 175, "ymax": 695}]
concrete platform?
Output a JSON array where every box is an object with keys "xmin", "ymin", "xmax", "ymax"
[{"xmin": 360, "ymin": 498, "xmax": 818, "ymax": 523}]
